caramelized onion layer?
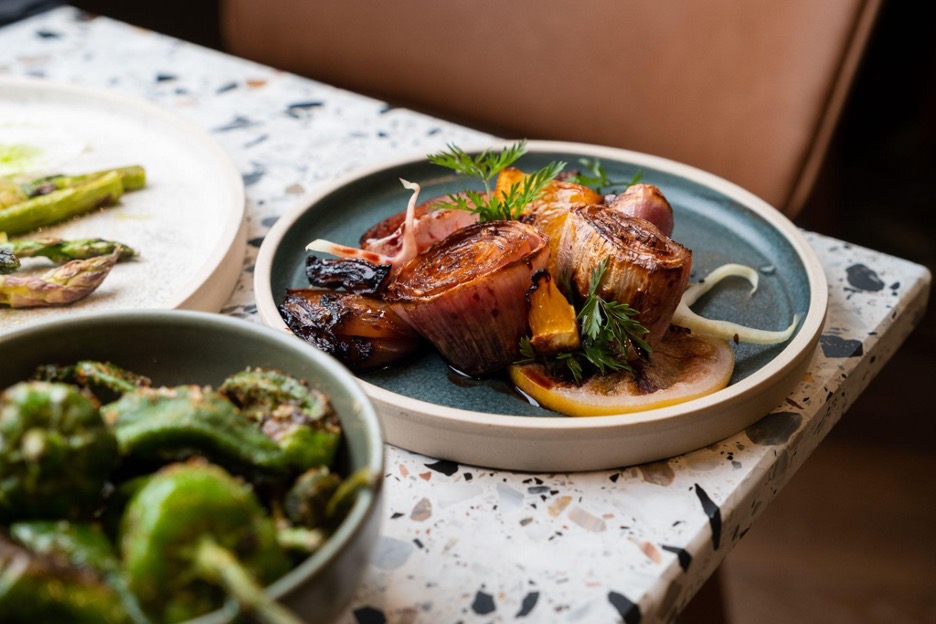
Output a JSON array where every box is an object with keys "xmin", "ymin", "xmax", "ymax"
[
  {"xmin": 385, "ymin": 220, "xmax": 549, "ymax": 376},
  {"xmin": 557, "ymin": 205, "xmax": 692, "ymax": 349},
  {"xmin": 496, "ymin": 167, "xmax": 603, "ymax": 278}
]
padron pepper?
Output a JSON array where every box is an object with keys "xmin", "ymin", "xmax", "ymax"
[
  {"xmin": 220, "ymin": 367, "xmax": 342, "ymax": 471},
  {"xmin": 0, "ymin": 531, "xmax": 129, "ymax": 624},
  {"xmin": 36, "ymin": 360, "xmax": 152, "ymax": 397},
  {"xmin": 120, "ymin": 461, "xmax": 299, "ymax": 624},
  {"xmin": 0, "ymin": 381, "xmax": 117, "ymax": 522},
  {"xmin": 102, "ymin": 385, "xmax": 291, "ymax": 478},
  {"xmin": 7, "ymin": 520, "xmax": 150, "ymax": 624}
]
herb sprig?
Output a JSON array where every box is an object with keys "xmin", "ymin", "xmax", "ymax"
[
  {"xmin": 518, "ymin": 259, "xmax": 652, "ymax": 384},
  {"xmin": 566, "ymin": 158, "xmax": 643, "ymax": 194},
  {"xmin": 427, "ymin": 140, "xmax": 566, "ymax": 222}
]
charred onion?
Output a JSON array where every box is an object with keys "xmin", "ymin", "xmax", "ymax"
[
  {"xmin": 556, "ymin": 205, "xmax": 692, "ymax": 349},
  {"xmin": 384, "ymin": 220, "xmax": 548, "ymax": 377},
  {"xmin": 279, "ymin": 289, "xmax": 423, "ymax": 370}
]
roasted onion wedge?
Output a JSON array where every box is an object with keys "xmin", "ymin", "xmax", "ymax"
[
  {"xmin": 509, "ymin": 327, "xmax": 734, "ymax": 416},
  {"xmin": 279, "ymin": 289, "xmax": 423, "ymax": 370},
  {"xmin": 556, "ymin": 205, "xmax": 692, "ymax": 349},
  {"xmin": 496, "ymin": 167, "xmax": 603, "ymax": 277},
  {"xmin": 606, "ymin": 183, "xmax": 675, "ymax": 238},
  {"xmin": 384, "ymin": 220, "xmax": 549, "ymax": 377}
]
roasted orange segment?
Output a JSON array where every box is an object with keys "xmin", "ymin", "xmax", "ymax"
[
  {"xmin": 496, "ymin": 167, "xmax": 603, "ymax": 276},
  {"xmin": 527, "ymin": 271, "xmax": 580, "ymax": 355},
  {"xmin": 509, "ymin": 329, "xmax": 734, "ymax": 417}
]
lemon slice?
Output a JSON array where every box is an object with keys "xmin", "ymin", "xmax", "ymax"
[{"xmin": 508, "ymin": 329, "xmax": 735, "ymax": 417}]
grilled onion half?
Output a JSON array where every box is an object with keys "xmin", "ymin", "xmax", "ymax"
[
  {"xmin": 384, "ymin": 220, "xmax": 548, "ymax": 377},
  {"xmin": 556, "ymin": 205, "xmax": 692, "ymax": 349}
]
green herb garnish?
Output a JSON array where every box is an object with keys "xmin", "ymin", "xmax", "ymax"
[
  {"xmin": 517, "ymin": 259, "xmax": 652, "ymax": 384},
  {"xmin": 427, "ymin": 140, "xmax": 566, "ymax": 222},
  {"xmin": 567, "ymin": 158, "xmax": 643, "ymax": 194}
]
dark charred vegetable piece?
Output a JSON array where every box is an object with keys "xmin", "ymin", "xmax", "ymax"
[
  {"xmin": 0, "ymin": 248, "xmax": 18, "ymax": 275},
  {"xmin": 0, "ymin": 381, "xmax": 117, "ymax": 522},
  {"xmin": 120, "ymin": 462, "xmax": 297, "ymax": 624},
  {"xmin": 102, "ymin": 385, "xmax": 290, "ymax": 478},
  {"xmin": 0, "ymin": 238, "xmax": 136, "ymax": 264},
  {"xmin": 9, "ymin": 520, "xmax": 151, "ymax": 624},
  {"xmin": 305, "ymin": 254, "xmax": 390, "ymax": 295},
  {"xmin": 220, "ymin": 367, "xmax": 341, "ymax": 471},
  {"xmin": 35, "ymin": 360, "xmax": 152, "ymax": 396},
  {"xmin": 280, "ymin": 288, "xmax": 423, "ymax": 371},
  {"xmin": 0, "ymin": 533, "xmax": 131, "ymax": 624}
]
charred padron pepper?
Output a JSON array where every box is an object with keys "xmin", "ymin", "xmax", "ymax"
[
  {"xmin": 121, "ymin": 461, "xmax": 298, "ymax": 624},
  {"xmin": 0, "ymin": 363, "xmax": 368, "ymax": 624},
  {"xmin": 0, "ymin": 381, "xmax": 117, "ymax": 522},
  {"xmin": 103, "ymin": 384, "xmax": 291, "ymax": 478},
  {"xmin": 220, "ymin": 367, "xmax": 342, "ymax": 471}
]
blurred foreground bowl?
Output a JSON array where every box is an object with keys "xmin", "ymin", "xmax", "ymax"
[{"xmin": 0, "ymin": 309, "xmax": 384, "ymax": 624}]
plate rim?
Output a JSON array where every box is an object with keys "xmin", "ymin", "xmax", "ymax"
[
  {"xmin": 0, "ymin": 75, "xmax": 246, "ymax": 314},
  {"xmin": 254, "ymin": 140, "xmax": 828, "ymax": 454}
]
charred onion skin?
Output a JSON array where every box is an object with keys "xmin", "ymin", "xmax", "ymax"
[
  {"xmin": 557, "ymin": 205, "xmax": 692, "ymax": 349},
  {"xmin": 305, "ymin": 254, "xmax": 390, "ymax": 295},
  {"xmin": 279, "ymin": 289, "xmax": 423, "ymax": 370},
  {"xmin": 497, "ymin": 167, "xmax": 603, "ymax": 278},
  {"xmin": 384, "ymin": 220, "xmax": 549, "ymax": 377}
]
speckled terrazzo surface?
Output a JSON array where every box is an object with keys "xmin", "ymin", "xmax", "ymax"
[{"xmin": 1, "ymin": 8, "xmax": 931, "ymax": 624}]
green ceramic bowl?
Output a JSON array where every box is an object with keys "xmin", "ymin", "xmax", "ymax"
[{"xmin": 0, "ymin": 309, "xmax": 384, "ymax": 624}]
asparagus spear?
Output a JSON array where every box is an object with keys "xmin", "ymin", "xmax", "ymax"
[
  {"xmin": 0, "ymin": 249, "xmax": 19, "ymax": 275},
  {"xmin": 0, "ymin": 252, "xmax": 119, "ymax": 308},
  {"xmin": 20, "ymin": 165, "xmax": 146, "ymax": 198},
  {"xmin": 0, "ymin": 178, "xmax": 27, "ymax": 210},
  {"xmin": 0, "ymin": 171, "xmax": 124, "ymax": 236},
  {"xmin": 0, "ymin": 238, "xmax": 136, "ymax": 263}
]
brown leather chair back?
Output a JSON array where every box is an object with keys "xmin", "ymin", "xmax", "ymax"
[{"xmin": 220, "ymin": 0, "xmax": 881, "ymax": 217}]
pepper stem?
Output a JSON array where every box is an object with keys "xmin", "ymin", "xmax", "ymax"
[{"xmin": 193, "ymin": 537, "xmax": 304, "ymax": 624}]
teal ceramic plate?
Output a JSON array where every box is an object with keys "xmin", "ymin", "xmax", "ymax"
[{"xmin": 255, "ymin": 141, "xmax": 827, "ymax": 471}]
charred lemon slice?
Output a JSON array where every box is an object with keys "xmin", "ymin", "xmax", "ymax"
[{"xmin": 508, "ymin": 329, "xmax": 735, "ymax": 417}]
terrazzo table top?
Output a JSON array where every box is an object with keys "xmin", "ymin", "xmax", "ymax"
[{"xmin": 1, "ymin": 8, "xmax": 931, "ymax": 623}]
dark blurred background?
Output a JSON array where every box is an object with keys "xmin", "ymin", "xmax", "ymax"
[{"xmin": 7, "ymin": 1, "xmax": 935, "ymax": 621}]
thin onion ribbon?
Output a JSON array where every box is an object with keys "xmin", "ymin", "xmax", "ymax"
[{"xmin": 672, "ymin": 263, "xmax": 798, "ymax": 344}]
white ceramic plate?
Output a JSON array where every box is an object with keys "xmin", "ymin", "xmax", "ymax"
[
  {"xmin": 0, "ymin": 76, "xmax": 245, "ymax": 332},
  {"xmin": 255, "ymin": 141, "xmax": 828, "ymax": 471}
]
